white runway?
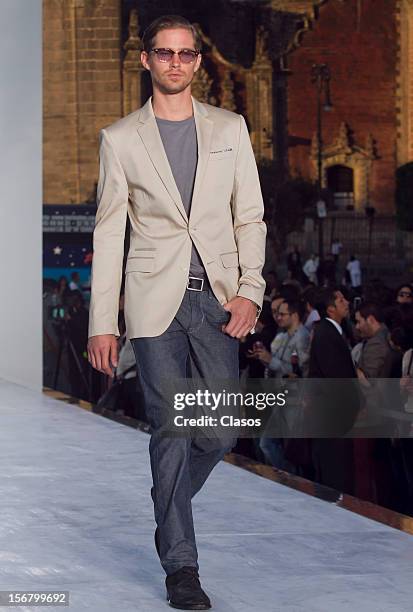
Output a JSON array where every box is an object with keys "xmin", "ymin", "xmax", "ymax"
[{"xmin": 0, "ymin": 378, "xmax": 412, "ymax": 612}]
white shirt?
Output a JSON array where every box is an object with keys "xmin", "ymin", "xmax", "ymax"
[
  {"xmin": 346, "ymin": 260, "xmax": 361, "ymax": 277},
  {"xmin": 331, "ymin": 241, "xmax": 343, "ymax": 255},
  {"xmin": 325, "ymin": 317, "xmax": 343, "ymax": 336},
  {"xmin": 303, "ymin": 259, "xmax": 318, "ymax": 276}
]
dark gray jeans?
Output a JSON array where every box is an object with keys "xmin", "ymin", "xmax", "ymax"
[{"xmin": 130, "ymin": 285, "xmax": 239, "ymax": 576}]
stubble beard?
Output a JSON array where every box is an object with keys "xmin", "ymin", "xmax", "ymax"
[{"xmin": 153, "ymin": 70, "xmax": 195, "ymax": 96}]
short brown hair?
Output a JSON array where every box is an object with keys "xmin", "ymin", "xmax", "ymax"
[
  {"xmin": 356, "ymin": 301, "xmax": 384, "ymax": 323},
  {"xmin": 142, "ymin": 15, "xmax": 202, "ymax": 53}
]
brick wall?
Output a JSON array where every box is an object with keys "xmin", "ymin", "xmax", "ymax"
[
  {"xmin": 287, "ymin": 0, "xmax": 398, "ymax": 213},
  {"xmin": 43, "ymin": 0, "xmax": 122, "ymax": 204},
  {"xmin": 397, "ymin": 0, "xmax": 413, "ymax": 166}
]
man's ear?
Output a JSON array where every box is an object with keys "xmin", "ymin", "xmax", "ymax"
[
  {"xmin": 193, "ymin": 53, "xmax": 202, "ymax": 74},
  {"xmin": 140, "ymin": 51, "xmax": 150, "ymax": 71}
]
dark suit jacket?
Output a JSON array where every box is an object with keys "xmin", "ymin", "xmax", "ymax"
[
  {"xmin": 309, "ymin": 318, "xmax": 357, "ymax": 378},
  {"xmin": 307, "ymin": 318, "xmax": 360, "ymax": 435}
]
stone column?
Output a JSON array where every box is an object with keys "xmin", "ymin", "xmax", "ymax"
[{"xmin": 122, "ymin": 8, "xmax": 145, "ymax": 116}]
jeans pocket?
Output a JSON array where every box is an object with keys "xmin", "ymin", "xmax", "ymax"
[{"xmin": 205, "ymin": 291, "xmax": 231, "ymax": 323}]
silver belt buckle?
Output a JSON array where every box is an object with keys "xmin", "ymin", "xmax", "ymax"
[{"xmin": 187, "ymin": 276, "xmax": 204, "ymax": 291}]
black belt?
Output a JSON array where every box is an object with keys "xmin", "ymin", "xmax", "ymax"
[{"xmin": 186, "ymin": 276, "xmax": 209, "ymax": 291}]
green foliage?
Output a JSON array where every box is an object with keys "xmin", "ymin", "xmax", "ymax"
[{"xmin": 396, "ymin": 162, "xmax": 413, "ymax": 231}]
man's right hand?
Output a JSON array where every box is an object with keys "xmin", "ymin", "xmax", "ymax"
[{"xmin": 87, "ymin": 334, "xmax": 118, "ymax": 378}]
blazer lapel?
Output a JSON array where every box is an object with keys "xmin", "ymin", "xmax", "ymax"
[
  {"xmin": 136, "ymin": 98, "xmax": 188, "ymax": 222},
  {"xmin": 191, "ymin": 97, "xmax": 213, "ymax": 215},
  {"xmin": 136, "ymin": 96, "xmax": 214, "ymax": 223}
]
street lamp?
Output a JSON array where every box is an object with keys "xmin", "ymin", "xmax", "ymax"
[{"xmin": 311, "ymin": 63, "xmax": 333, "ymax": 271}]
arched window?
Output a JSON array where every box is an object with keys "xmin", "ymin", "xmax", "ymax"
[{"xmin": 327, "ymin": 165, "xmax": 354, "ymax": 209}]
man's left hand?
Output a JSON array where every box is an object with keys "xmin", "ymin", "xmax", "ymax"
[{"xmin": 222, "ymin": 296, "xmax": 258, "ymax": 339}]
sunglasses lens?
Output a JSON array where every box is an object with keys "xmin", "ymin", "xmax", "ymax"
[
  {"xmin": 157, "ymin": 50, "xmax": 173, "ymax": 62},
  {"xmin": 180, "ymin": 51, "xmax": 197, "ymax": 63},
  {"xmin": 153, "ymin": 49, "xmax": 197, "ymax": 63}
]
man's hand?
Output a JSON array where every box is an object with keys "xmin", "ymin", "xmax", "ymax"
[
  {"xmin": 247, "ymin": 347, "xmax": 272, "ymax": 364},
  {"xmin": 222, "ymin": 296, "xmax": 258, "ymax": 339},
  {"xmin": 356, "ymin": 367, "xmax": 371, "ymax": 388},
  {"xmin": 87, "ymin": 334, "xmax": 118, "ymax": 378},
  {"xmin": 400, "ymin": 375, "xmax": 413, "ymax": 394}
]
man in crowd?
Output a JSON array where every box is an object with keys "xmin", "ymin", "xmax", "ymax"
[
  {"xmin": 308, "ymin": 288, "xmax": 360, "ymax": 494},
  {"xmin": 355, "ymin": 302, "xmax": 391, "ymax": 378},
  {"xmin": 250, "ymin": 299, "xmax": 310, "ymax": 469},
  {"xmin": 252, "ymin": 299, "xmax": 310, "ymax": 378},
  {"xmin": 302, "ymin": 253, "xmax": 319, "ymax": 285},
  {"xmin": 302, "ymin": 286, "xmax": 320, "ymax": 332}
]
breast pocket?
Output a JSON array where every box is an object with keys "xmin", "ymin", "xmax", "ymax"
[{"xmin": 209, "ymin": 148, "xmax": 234, "ymax": 161}]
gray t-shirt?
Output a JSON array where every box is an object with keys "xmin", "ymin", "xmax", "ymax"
[{"xmin": 156, "ymin": 115, "xmax": 206, "ymax": 279}]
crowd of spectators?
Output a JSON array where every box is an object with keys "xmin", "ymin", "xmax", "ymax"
[
  {"xmin": 238, "ymin": 258, "xmax": 413, "ymax": 514},
  {"xmin": 43, "ymin": 249, "xmax": 413, "ymax": 515}
]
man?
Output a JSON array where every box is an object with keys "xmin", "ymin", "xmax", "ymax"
[
  {"xmin": 395, "ymin": 284, "xmax": 413, "ymax": 305},
  {"xmin": 309, "ymin": 289, "xmax": 356, "ymax": 378},
  {"xmin": 353, "ymin": 306, "xmax": 395, "ymax": 503},
  {"xmin": 302, "ymin": 253, "xmax": 318, "ymax": 285},
  {"xmin": 252, "ymin": 299, "xmax": 310, "ymax": 378},
  {"xmin": 302, "ymin": 286, "xmax": 320, "ymax": 333},
  {"xmin": 251, "ymin": 299, "xmax": 310, "ymax": 470},
  {"xmin": 354, "ymin": 302, "xmax": 391, "ymax": 378},
  {"xmin": 308, "ymin": 288, "xmax": 360, "ymax": 494},
  {"xmin": 346, "ymin": 254, "xmax": 362, "ymax": 291},
  {"xmin": 87, "ymin": 15, "xmax": 266, "ymax": 611},
  {"xmin": 331, "ymin": 238, "xmax": 343, "ymax": 264}
]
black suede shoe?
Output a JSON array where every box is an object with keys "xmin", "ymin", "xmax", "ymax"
[
  {"xmin": 155, "ymin": 527, "xmax": 160, "ymax": 558},
  {"xmin": 166, "ymin": 566, "xmax": 211, "ymax": 610}
]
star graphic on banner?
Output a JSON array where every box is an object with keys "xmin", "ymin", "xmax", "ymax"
[{"xmin": 53, "ymin": 246, "xmax": 62, "ymax": 255}]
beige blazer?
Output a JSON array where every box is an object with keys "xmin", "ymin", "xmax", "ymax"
[{"xmin": 88, "ymin": 96, "xmax": 267, "ymax": 340}]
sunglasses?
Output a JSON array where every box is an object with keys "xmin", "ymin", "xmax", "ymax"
[{"xmin": 149, "ymin": 48, "xmax": 200, "ymax": 64}]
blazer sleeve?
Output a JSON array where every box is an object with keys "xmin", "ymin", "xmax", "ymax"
[
  {"xmin": 231, "ymin": 115, "xmax": 267, "ymax": 310},
  {"xmin": 88, "ymin": 128, "xmax": 129, "ymax": 338}
]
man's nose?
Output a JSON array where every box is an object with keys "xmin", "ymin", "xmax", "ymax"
[{"xmin": 171, "ymin": 52, "xmax": 181, "ymax": 67}]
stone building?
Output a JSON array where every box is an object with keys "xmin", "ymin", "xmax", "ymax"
[{"xmin": 43, "ymin": 0, "xmax": 413, "ymax": 214}]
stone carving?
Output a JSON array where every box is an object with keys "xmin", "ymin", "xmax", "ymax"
[
  {"xmin": 220, "ymin": 71, "xmax": 236, "ymax": 112},
  {"xmin": 122, "ymin": 9, "xmax": 144, "ymax": 115},
  {"xmin": 191, "ymin": 65, "xmax": 214, "ymax": 104},
  {"xmin": 311, "ymin": 122, "xmax": 377, "ymax": 211},
  {"xmin": 245, "ymin": 27, "xmax": 273, "ymax": 160}
]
